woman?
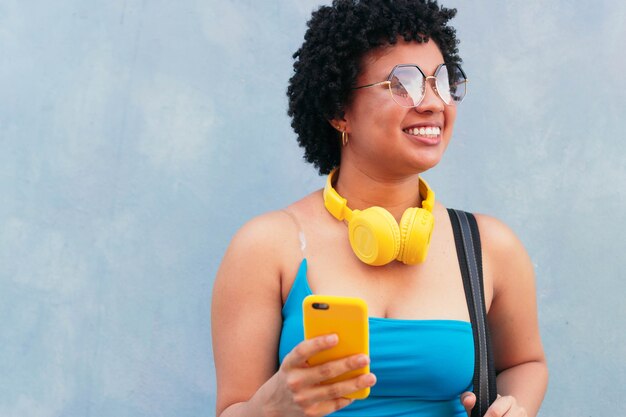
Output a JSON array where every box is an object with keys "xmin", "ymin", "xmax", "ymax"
[{"xmin": 212, "ymin": 1, "xmax": 548, "ymax": 416}]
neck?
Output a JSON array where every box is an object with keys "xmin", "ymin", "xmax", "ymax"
[{"xmin": 332, "ymin": 161, "xmax": 425, "ymax": 222}]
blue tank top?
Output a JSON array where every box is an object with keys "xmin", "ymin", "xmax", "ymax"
[{"xmin": 279, "ymin": 259, "xmax": 474, "ymax": 416}]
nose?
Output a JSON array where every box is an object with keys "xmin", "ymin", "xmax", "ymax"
[{"xmin": 415, "ymin": 76, "xmax": 445, "ymax": 113}]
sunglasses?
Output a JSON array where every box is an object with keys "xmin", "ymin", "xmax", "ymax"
[{"xmin": 353, "ymin": 63, "xmax": 468, "ymax": 107}]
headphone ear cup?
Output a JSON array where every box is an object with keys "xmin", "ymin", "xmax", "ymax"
[
  {"xmin": 398, "ymin": 207, "xmax": 434, "ymax": 265},
  {"xmin": 348, "ymin": 207, "xmax": 401, "ymax": 266}
]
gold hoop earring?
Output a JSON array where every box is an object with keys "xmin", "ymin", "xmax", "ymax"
[{"xmin": 342, "ymin": 130, "xmax": 349, "ymax": 146}]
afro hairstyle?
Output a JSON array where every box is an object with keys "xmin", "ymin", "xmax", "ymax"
[{"xmin": 287, "ymin": 0, "xmax": 462, "ymax": 175}]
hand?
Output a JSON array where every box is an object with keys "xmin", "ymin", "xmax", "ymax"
[
  {"xmin": 264, "ymin": 334, "xmax": 376, "ymax": 417},
  {"xmin": 461, "ymin": 392, "xmax": 528, "ymax": 417}
]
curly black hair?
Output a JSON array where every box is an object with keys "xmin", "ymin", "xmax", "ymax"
[{"xmin": 287, "ymin": 0, "xmax": 461, "ymax": 175}]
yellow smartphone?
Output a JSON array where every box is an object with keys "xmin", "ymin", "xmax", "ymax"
[{"xmin": 302, "ymin": 294, "xmax": 370, "ymax": 399}]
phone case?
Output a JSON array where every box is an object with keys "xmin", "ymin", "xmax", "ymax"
[{"xmin": 302, "ymin": 295, "xmax": 370, "ymax": 399}]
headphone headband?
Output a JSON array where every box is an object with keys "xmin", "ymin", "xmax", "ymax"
[
  {"xmin": 323, "ymin": 170, "xmax": 351, "ymax": 221},
  {"xmin": 324, "ymin": 168, "xmax": 434, "ymax": 220}
]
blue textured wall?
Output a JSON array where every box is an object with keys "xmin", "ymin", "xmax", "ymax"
[{"xmin": 1, "ymin": 1, "xmax": 624, "ymax": 416}]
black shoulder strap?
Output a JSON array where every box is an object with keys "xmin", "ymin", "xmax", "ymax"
[{"xmin": 448, "ymin": 209, "xmax": 497, "ymax": 417}]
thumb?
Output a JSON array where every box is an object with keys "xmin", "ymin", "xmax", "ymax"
[{"xmin": 460, "ymin": 391, "xmax": 476, "ymax": 416}]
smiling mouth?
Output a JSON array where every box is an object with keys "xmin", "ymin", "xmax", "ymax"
[{"xmin": 402, "ymin": 126, "xmax": 441, "ymax": 139}]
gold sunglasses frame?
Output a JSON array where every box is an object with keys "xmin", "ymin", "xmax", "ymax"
[{"xmin": 353, "ymin": 63, "xmax": 468, "ymax": 107}]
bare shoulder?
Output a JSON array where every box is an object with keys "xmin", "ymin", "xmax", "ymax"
[
  {"xmin": 473, "ymin": 213, "xmax": 534, "ymax": 294},
  {"xmin": 228, "ymin": 210, "xmax": 295, "ymax": 256},
  {"xmin": 474, "ymin": 213, "xmax": 522, "ymax": 245},
  {"xmin": 216, "ymin": 209, "xmax": 303, "ymax": 284},
  {"xmin": 215, "ymin": 191, "xmax": 321, "ymax": 290},
  {"xmin": 231, "ymin": 190, "xmax": 321, "ymax": 246},
  {"xmin": 473, "ymin": 213, "xmax": 530, "ymax": 259}
]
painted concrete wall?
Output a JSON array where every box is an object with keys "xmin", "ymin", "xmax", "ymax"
[{"xmin": 1, "ymin": 1, "xmax": 624, "ymax": 416}]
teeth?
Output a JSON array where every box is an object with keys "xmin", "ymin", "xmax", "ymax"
[{"xmin": 404, "ymin": 126, "xmax": 441, "ymax": 137}]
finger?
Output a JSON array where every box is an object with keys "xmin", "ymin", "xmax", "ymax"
[
  {"xmin": 484, "ymin": 395, "xmax": 515, "ymax": 417},
  {"xmin": 304, "ymin": 372, "xmax": 377, "ymax": 404},
  {"xmin": 307, "ymin": 397, "xmax": 354, "ymax": 417},
  {"xmin": 284, "ymin": 353, "xmax": 370, "ymax": 398},
  {"xmin": 308, "ymin": 353, "xmax": 370, "ymax": 385},
  {"xmin": 282, "ymin": 334, "xmax": 338, "ymax": 369},
  {"xmin": 460, "ymin": 391, "xmax": 476, "ymax": 416}
]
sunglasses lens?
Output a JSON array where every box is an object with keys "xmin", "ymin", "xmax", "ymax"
[
  {"xmin": 444, "ymin": 64, "xmax": 467, "ymax": 103},
  {"xmin": 389, "ymin": 66, "xmax": 425, "ymax": 107}
]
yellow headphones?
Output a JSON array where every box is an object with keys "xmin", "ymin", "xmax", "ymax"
[{"xmin": 323, "ymin": 168, "xmax": 435, "ymax": 266}]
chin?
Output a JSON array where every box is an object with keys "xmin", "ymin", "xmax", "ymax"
[{"xmin": 408, "ymin": 149, "xmax": 446, "ymax": 173}]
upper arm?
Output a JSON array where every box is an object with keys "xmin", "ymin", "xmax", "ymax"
[
  {"xmin": 211, "ymin": 212, "xmax": 292, "ymax": 415},
  {"xmin": 475, "ymin": 214, "xmax": 546, "ymax": 372}
]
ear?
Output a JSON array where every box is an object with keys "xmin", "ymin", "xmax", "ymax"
[{"xmin": 328, "ymin": 117, "xmax": 348, "ymax": 133}]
